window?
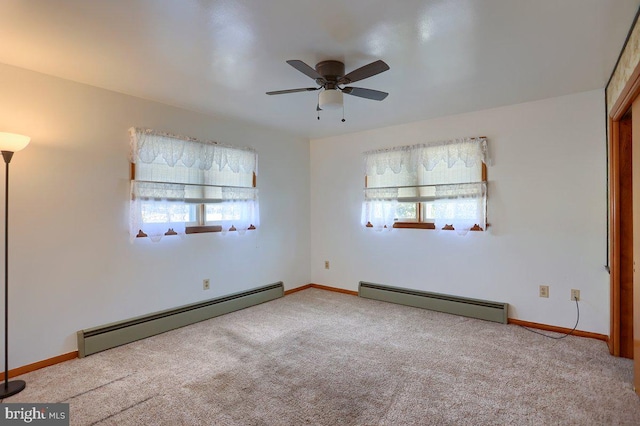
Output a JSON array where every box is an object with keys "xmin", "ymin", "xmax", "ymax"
[
  {"xmin": 361, "ymin": 137, "xmax": 487, "ymax": 235},
  {"xmin": 129, "ymin": 128, "xmax": 259, "ymax": 241}
]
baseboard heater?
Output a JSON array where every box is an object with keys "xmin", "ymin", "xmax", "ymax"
[
  {"xmin": 77, "ymin": 282, "xmax": 284, "ymax": 357},
  {"xmin": 358, "ymin": 282, "xmax": 508, "ymax": 324}
]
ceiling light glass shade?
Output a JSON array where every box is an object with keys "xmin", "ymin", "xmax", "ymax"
[
  {"xmin": 319, "ymin": 89, "xmax": 343, "ymax": 110},
  {"xmin": 0, "ymin": 132, "xmax": 30, "ymax": 152}
]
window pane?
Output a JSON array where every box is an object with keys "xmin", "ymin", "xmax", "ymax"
[
  {"xmin": 205, "ymin": 203, "xmax": 241, "ymax": 222},
  {"xmin": 141, "ymin": 202, "xmax": 194, "ymax": 223},
  {"xmin": 422, "ymin": 202, "xmax": 435, "ymax": 221},
  {"xmin": 186, "ymin": 204, "xmax": 198, "ymax": 223},
  {"xmin": 205, "ymin": 204, "xmax": 223, "ymax": 222},
  {"xmin": 395, "ymin": 203, "xmax": 418, "ymax": 222}
]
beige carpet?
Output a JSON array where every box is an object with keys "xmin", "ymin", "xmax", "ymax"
[{"xmin": 4, "ymin": 288, "xmax": 640, "ymax": 425}]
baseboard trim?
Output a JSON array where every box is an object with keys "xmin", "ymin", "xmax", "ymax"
[
  {"xmin": 285, "ymin": 283, "xmax": 358, "ymax": 296},
  {"xmin": 309, "ymin": 283, "xmax": 358, "ymax": 296},
  {"xmin": 508, "ymin": 318, "xmax": 609, "ymax": 342},
  {"xmin": 0, "ymin": 351, "xmax": 78, "ymax": 381},
  {"xmin": 284, "ymin": 284, "xmax": 313, "ymax": 295}
]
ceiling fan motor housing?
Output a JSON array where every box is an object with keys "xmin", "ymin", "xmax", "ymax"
[{"xmin": 315, "ymin": 60, "xmax": 346, "ymax": 87}]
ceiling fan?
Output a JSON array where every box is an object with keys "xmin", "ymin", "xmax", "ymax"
[{"xmin": 266, "ymin": 59, "xmax": 390, "ymax": 113}]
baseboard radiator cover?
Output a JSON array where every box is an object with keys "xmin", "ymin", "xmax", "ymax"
[
  {"xmin": 358, "ymin": 282, "xmax": 508, "ymax": 324},
  {"xmin": 77, "ymin": 282, "xmax": 284, "ymax": 357}
]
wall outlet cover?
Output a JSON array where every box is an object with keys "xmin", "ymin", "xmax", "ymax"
[
  {"xmin": 539, "ymin": 285, "xmax": 549, "ymax": 298},
  {"xmin": 571, "ymin": 289, "xmax": 580, "ymax": 301}
]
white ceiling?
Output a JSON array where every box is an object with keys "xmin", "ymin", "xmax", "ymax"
[{"xmin": 0, "ymin": 0, "xmax": 638, "ymax": 139}]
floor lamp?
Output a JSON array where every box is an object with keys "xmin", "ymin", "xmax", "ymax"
[{"xmin": 0, "ymin": 132, "xmax": 29, "ymax": 399}]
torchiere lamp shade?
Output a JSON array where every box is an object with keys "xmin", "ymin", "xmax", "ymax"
[{"xmin": 0, "ymin": 133, "xmax": 30, "ymax": 153}]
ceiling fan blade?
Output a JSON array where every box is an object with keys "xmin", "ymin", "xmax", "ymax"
[
  {"xmin": 286, "ymin": 60, "xmax": 324, "ymax": 81},
  {"xmin": 340, "ymin": 60, "xmax": 389, "ymax": 84},
  {"xmin": 266, "ymin": 87, "xmax": 319, "ymax": 95},
  {"xmin": 342, "ymin": 87, "xmax": 388, "ymax": 101}
]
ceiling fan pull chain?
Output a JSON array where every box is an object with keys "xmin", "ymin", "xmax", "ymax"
[{"xmin": 342, "ymin": 102, "xmax": 346, "ymax": 122}]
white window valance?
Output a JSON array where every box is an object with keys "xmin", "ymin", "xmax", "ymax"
[
  {"xmin": 130, "ymin": 127, "xmax": 257, "ymax": 174},
  {"xmin": 361, "ymin": 137, "xmax": 488, "ymax": 235},
  {"xmin": 363, "ymin": 137, "xmax": 487, "ymax": 176},
  {"xmin": 129, "ymin": 128, "xmax": 259, "ymax": 241}
]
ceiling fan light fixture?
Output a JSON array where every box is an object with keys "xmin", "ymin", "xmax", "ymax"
[{"xmin": 319, "ymin": 89, "xmax": 343, "ymax": 110}]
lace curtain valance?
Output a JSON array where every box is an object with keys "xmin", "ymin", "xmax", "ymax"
[
  {"xmin": 130, "ymin": 127, "xmax": 257, "ymax": 174},
  {"xmin": 361, "ymin": 137, "xmax": 488, "ymax": 235},
  {"xmin": 363, "ymin": 137, "xmax": 487, "ymax": 176},
  {"xmin": 129, "ymin": 128, "xmax": 259, "ymax": 241}
]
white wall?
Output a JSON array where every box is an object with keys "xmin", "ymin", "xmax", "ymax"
[
  {"xmin": 310, "ymin": 89, "xmax": 609, "ymax": 334},
  {"xmin": 0, "ymin": 63, "xmax": 311, "ymax": 367}
]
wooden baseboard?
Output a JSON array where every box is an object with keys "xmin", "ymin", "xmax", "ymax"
[
  {"xmin": 285, "ymin": 283, "xmax": 358, "ymax": 296},
  {"xmin": 508, "ymin": 319, "xmax": 609, "ymax": 342},
  {"xmin": 308, "ymin": 283, "xmax": 358, "ymax": 296},
  {"xmin": 284, "ymin": 284, "xmax": 313, "ymax": 295},
  {"xmin": 0, "ymin": 351, "xmax": 78, "ymax": 380}
]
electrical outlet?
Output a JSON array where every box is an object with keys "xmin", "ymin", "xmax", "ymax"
[
  {"xmin": 325, "ymin": 260, "xmax": 330, "ymax": 269},
  {"xmin": 571, "ymin": 289, "xmax": 580, "ymax": 301},
  {"xmin": 203, "ymin": 279, "xmax": 210, "ymax": 290},
  {"xmin": 539, "ymin": 285, "xmax": 549, "ymax": 298}
]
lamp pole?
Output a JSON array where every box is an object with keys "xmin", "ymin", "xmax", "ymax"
[
  {"xmin": 0, "ymin": 150, "xmax": 25, "ymax": 398},
  {"xmin": 0, "ymin": 133, "xmax": 30, "ymax": 399}
]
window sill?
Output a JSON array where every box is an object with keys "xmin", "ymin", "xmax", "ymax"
[
  {"xmin": 136, "ymin": 225, "xmax": 256, "ymax": 238},
  {"xmin": 365, "ymin": 222, "xmax": 486, "ymax": 231}
]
